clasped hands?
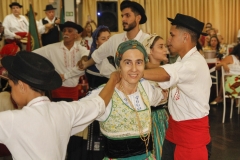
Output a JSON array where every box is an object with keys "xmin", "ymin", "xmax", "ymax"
[{"xmin": 77, "ymin": 56, "xmax": 89, "ymax": 71}]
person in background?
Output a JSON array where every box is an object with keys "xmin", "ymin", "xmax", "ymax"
[
  {"xmin": 86, "ymin": 25, "xmax": 114, "ymax": 90},
  {"xmin": 199, "ymin": 22, "xmax": 212, "ymax": 47},
  {"xmin": 142, "ymin": 34, "xmax": 169, "ymax": 160},
  {"xmin": 33, "ymin": 21, "xmax": 89, "ymax": 101},
  {"xmin": 0, "ymin": 50, "xmax": 120, "ymax": 160},
  {"xmin": 38, "ymin": 4, "xmax": 60, "ymax": 46},
  {"xmin": 207, "ymin": 35, "xmax": 221, "ymax": 51},
  {"xmin": 78, "ymin": 0, "xmax": 149, "ymax": 77},
  {"xmin": 143, "ymin": 13, "xmax": 212, "ymax": 160},
  {"xmin": 76, "ymin": 28, "xmax": 89, "ymax": 50},
  {"xmin": 84, "ymin": 40, "xmax": 167, "ymax": 159},
  {"xmin": 210, "ymin": 44, "xmax": 240, "ymax": 105},
  {"xmin": 204, "ymin": 35, "xmax": 225, "ymax": 58},
  {"xmin": 2, "ymin": 2, "xmax": 29, "ymax": 50},
  {"xmin": 82, "ymin": 20, "xmax": 97, "ymax": 49}
]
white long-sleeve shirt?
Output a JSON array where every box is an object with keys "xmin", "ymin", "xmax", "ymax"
[
  {"xmin": 0, "ymin": 96, "xmax": 105, "ymax": 160},
  {"xmin": 33, "ymin": 41, "xmax": 89, "ymax": 87},
  {"xmin": 2, "ymin": 14, "xmax": 29, "ymax": 39},
  {"xmin": 159, "ymin": 47, "xmax": 212, "ymax": 121}
]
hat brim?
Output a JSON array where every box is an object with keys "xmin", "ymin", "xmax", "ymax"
[
  {"xmin": 59, "ymin": 24, "xmax": 83, "ymax": 33},
  {"xmin": 44, "ymin": 8, "xmax": 57, "ymax": 11},
  {"xmin": 9, "ymin": 4, "xmax": 23, "ymax": 8},
  {"xmin": 139, "ymin": 14, "xmax": 147, "ymax": 24},
  {"xmin": 167, "ymin": 17, "xmax": 208, "ymax": 36},
  {"xmin": 2, "ymin": 56, "xmax": 62, "ymax": 91}
]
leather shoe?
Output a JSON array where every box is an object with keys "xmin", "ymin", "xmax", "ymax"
[
  {"xmin": 210, "ymin": 98, "xmax": 223, "ymax": 105},
  {"xmin": 210, "ymin": 101, "xmax": 218, "ymax": 105}
]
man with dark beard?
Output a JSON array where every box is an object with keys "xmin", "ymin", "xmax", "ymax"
[{"xmin": 78, "ymin": 0, "xmax": 149, "ymax": 77}]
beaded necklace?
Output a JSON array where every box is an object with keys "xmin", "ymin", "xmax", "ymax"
[{"xmin": 120, "ymin": 82, "xmax": 152, "ymax": 155}]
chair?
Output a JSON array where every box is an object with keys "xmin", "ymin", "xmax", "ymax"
[
  {"xmin": 206, "ymin": 58, "xmax": 218, "ymax": 96},
  {"xmin": 221, "ymin": 67, "xmax": 240, "ymax": 123}
]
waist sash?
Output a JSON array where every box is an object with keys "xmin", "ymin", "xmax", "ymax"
[
  {"xmin": 166, "ymin": 115, "xmax": 210, "ymax": 160},
  {"xmin": 104, "ymin": 136, "xmax": 153, "ymax": 158}
]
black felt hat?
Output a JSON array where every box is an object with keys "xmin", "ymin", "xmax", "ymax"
[
  {"xmin": 59, "ymin": 21, "xmax": 83, "ymax": 33},
  {"xmin": 44, "ymin": 4, "xmax": 57, "ymax": 11},
  {"xmin": 120, "ymin": 0, "xmax": 147, "ymax": 24},
  {"xmin": 167, "ymin": 13, "xmax": 207, "ymax": 36},
  {"xmin": 1, "ymin": 51, "xmax": 62, "ymax": 91},
  {"xmin": 9, "ymin": 2, "xmax": 23, "ymax": 8}
]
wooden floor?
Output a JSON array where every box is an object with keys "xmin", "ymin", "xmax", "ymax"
[{"xmin": 209, "ymin": 101, "xmax": 240, "ymax": 160}]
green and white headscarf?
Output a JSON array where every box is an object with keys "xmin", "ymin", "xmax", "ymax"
[{"xmin": 115, "ymin": 40, "xmax": 148, "ymax": 68}]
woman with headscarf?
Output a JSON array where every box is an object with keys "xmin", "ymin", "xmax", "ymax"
[
  {"xmin": 84, "ymin": 40, "xmax": 167, "ymax": 159},
  {"xmin": 86, "ymin": 25, "xmax": 115, "ymax": 90},
  {"xmin": 81, "ymin": 25, "xmax": 112, "ymax": 160},
  {"xmin": 142, "ymin": 34, "xmax": 169, "ymax": 160}
]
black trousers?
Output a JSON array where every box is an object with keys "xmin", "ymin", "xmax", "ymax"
[{"xmin": 162, "ymin": 139, "xmax": 212, "ymax": 160}]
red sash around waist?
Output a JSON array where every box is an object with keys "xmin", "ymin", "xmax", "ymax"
[
  {"xmin": 5, "ymin": 32, "xmax": 28, "ymax": 44},
  {"xmin": 51, "ymin": 86, "xmax": 79, "ymax": 101},
  {"xmin": 166, "ymin": 116, "xmax": 211, "ymax": 160}
]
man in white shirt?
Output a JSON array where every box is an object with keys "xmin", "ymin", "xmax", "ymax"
[
  {"xmin": 143, "ymin": 13, "xmax": 212, "ymax": 160},
  {"xmin": 0, "ymin": 50, "xmax": 120, "ymax": 160},
  {"xmin": 38, "ymin": 4, "xmax": 60, "ymax": 46},
  {"xmin": 78, "ymin": 1, "xmax": 149, "ymax": 77},
  {"xmin": 34, "ymin": 21, "xmax": 88, "ymax": 101},
  {"xmin": 2, "ymin": 2, "xmax": 29, "ymax": 50}
]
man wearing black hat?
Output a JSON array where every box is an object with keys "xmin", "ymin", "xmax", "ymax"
[
  {"xmin": 38, "ymin": 4, "xmax": 60, "ymax": 46},
  {"xmin": 0, "ymin": 50, "xmax": 120, "ymax": 160},
  {"xmin": 143, "ymin": 13, "xmax": 211, "ymax": 160},
  {"xmin": 33, "ymin": 21, "xmax": 88, "ymax": 101},
  {"xmin": 2, "ymin": 2, "xmax": 29, "ymax": 49},
  {"xmin": 78, "ymin": 0, "xmax": 149, "ymax": 77}
]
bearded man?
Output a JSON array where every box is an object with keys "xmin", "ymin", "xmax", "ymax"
[{"xmin": 77, "ymin": 0, "xmax": 149, "ymax": 78}]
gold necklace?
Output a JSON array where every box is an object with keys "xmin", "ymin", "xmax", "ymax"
[{"xmin": 120, "ymin": 83, "xmax": 152, "ymax": 155}]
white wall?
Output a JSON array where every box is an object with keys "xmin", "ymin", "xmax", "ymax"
[{"xmin": 64, "ymin": 0, "xmax": 75, "ymax": 22}]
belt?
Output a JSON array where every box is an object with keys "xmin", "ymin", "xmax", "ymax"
[
  {"xmin": 151, "ymin": 103, "xmax": 167, "ymax": 111},
  {"xmin": 104, "ymin": 135, "xmax": 153, "ymax": 158}
]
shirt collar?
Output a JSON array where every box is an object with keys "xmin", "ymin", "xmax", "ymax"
[
  {"xmin": 26, "ymin": 96, "xmax": 50, "ymax": 107},
  {"xmin": 180, "ymin": 46, "xmax": 198, "ymax": 61},
  {"xmin": 11, "ymin": 14, "xmax": 22, "ymax": 19},
  {"xmin": 44, "ymin": 17, "xmax": 56, "ymax": 23},
  {"xmin": 60, "ymin": 41, "xmax": 78, "ymax": 51},
  {"xmin": 123, "ymin": 29, "xmax": 143, "ymax": 41}
]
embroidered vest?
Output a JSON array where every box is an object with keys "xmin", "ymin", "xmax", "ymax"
[{"xmin": 100, "ymin": 82, "xmax": 151, "ymax": 139}]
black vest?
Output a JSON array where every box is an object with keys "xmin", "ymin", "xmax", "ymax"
[{"xmin": 41, "ymin": 18, "xmax": 59, "ymax": 46}]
